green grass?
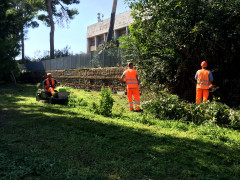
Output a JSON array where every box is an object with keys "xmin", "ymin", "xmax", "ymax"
[{"xmin": 0, "ymin": 83, "xmax": 239, "ymax": 179}]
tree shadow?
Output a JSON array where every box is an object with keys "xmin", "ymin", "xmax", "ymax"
[{"xmin": 0, "ymin": 84, "xmax": 239, "ymax": 179}]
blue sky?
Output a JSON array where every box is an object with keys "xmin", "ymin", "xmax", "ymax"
[{"xmin": 22, "ymin": 0, "xmax": 130, "ymax": 59}]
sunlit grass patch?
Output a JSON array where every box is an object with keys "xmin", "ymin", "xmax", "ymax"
[{"xmin": 0, "ymin": 83, "xmax": 239, "ymax": 179}]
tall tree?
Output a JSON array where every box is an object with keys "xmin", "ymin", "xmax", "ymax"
[
  {"xmin": 38, "ymin": 0, "xmax": 80, "ymax": 59},
  {"xmin": 0, "ymin": 0, "xmax": 22, "ymax": 80},
  {"xmin": 106, "ymin": 0, "xmax": 118, "ymax": 42},
  {"xmin": 10, "ymin": 0, "xmax": 41, "ymax": 61}
]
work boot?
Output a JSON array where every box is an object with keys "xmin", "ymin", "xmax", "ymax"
[{"xmin": 135, "ymin": 109, "xmax": 143, "ymax": 112}]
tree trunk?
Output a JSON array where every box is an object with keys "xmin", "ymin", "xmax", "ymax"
[
  {"xmin": 10, "ymin": 71, "xmax": 17, "ymax": 88},
  {"xmin": 21, "ymin": 28, "xmax": 25, "ymax": 61},
  {"xmin": 47, "ymin": 0, "xmax": 55, "ymax": 59},
  {"xmin": 106, "ymin": 0, "xmax": 118, "ymax": 42}
]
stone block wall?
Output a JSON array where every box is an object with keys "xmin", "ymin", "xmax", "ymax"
[{"xmin": 19, "ymin": 67, "xmax": 127, "ymax": 92}]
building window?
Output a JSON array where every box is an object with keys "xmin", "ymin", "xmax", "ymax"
[{"xmin": 90, "ymin": 38, "xmax": 95, "ymax": 46}]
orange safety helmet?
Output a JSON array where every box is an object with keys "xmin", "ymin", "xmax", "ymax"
[{"xmin": 201, "ymin": 61, "xmax": 208, "ymax": 67}]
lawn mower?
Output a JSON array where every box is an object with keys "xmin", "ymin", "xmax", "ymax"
[{"xmin": 36, "ymin": 83, "xmax": 69, "ymax": 104}]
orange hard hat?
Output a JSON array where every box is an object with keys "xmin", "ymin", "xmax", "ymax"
[{"xmin": 201, "ymin": 61, "xmax": 208, "ymax": 67}]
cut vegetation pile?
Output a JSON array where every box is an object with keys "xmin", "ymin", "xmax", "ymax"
[{"xmin": 0, "ymin": 83, "xmax": 239, "ymax": 179}]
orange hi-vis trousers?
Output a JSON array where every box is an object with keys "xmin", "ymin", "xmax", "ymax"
[
  {"xmin": 196, "ymin": 88, "xmax": 209, "ymax": 103},
  {"xmin": 127, "ymin": 88, "xmax": 140, "ymax": 111},
  {"xmin": 47, "ymin": 87, "xmax": 56, "ymax": 96}
]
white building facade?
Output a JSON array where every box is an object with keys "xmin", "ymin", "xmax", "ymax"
[{"xmin": 86, "ymin": 10, "xmax": 134, "ymax": 53}]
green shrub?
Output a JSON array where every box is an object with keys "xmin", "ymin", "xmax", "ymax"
[
  {"xmin": 229, "ymin": 109, "xmax": 240, "ymax": 129},
  {"xmin": 142, "ymin": 91, "xmax": 189, "ymax": 121},
  {"xmin": 187, "ymin": 101, "xmax": 230, "ymax": 125},
  {"xmin": 99, "ymin": 87, "xmax": 114, "ymax": 117},
  {"xmin": 89, "ymin": 87, "xmax": 114, "ymax": 117},
  {"xmin": 143, "ymin": 91, "xmax": 236, "ymax": 128}
]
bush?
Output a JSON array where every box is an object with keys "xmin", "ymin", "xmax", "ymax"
[
  {"xmin": 143, "ymin": 91, "xmax": 238, "ymax": 128},
  {"xmin": 99, "ymin": 87, "xmax": 114, "ymax": 117},
  {"xmin": 142, "ymin": 91, "xmax": 189, "ymax": 121},
  {"xmin": 229, "ymin": 109, "xmax": 240, "ymax": 129},
  {"xmin": 89, "ymin": 87, "xmax": 114, "ymax": 117},
  {"xmin": 187, "ymin": 101, "xmax": 230, "ymax": 125}
]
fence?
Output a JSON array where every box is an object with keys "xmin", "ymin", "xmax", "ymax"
[{"xmin": 20, "ymin": 48, "xmax": 128, "ymax": 72}]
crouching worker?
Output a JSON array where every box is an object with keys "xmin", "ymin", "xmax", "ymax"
[
  {"xmin": 43, "ymin": 73, "xmax": 60, "ymax": 97},
  {"xmin": 120, "ymin": 62, "xmax": 142, "ymax": 112}
]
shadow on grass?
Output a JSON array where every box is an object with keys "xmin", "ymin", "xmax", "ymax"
[{"xmin": 0, "ymin": 84, "xmax": 239, "ymax": 179}]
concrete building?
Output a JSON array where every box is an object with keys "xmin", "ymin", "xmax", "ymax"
[{"xmin": 86, "ymin": 10, "xmax": 134, "ymax": 53}]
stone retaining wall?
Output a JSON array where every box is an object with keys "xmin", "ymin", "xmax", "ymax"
[{"xmin": 19, "ymin": 67, "xmax": 127, "ymax": 92}]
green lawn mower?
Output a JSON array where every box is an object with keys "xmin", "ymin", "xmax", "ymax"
[{"xmin": 36, "ymin": 83, "xmax": 70, "ymax": 104}]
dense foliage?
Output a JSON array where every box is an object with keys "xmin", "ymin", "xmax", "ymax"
[
  {"xmin": 142, "ymin": 91, "xmax": 240, "ymax": 129},
  {"xmin": 122, "ymin": 0, "xmax": 240, "ymax": 106},
  {"xmin": 0, "ymin": 0, "xmax": 44, "ymax": 80},
  {"xmin": 0, "ymin": 0, "xmax": 21, "ymax": 80},
  {"xmin": 9, "ymin": 0, "xmax": 42, "ymax": 60}
]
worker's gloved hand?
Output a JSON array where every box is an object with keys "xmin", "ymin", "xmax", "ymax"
[
  {"xmin": 209, "ymin": 84, "xmax": 216, "ymax": 92},
  {"xmin": 53, "ymin": 92, "xmax": 58, "ymax": 98}
]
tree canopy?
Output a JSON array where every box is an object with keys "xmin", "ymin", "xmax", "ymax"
[
  {"xmin": 0, "ymin": 0, "xmax": 22, "ymax": 79},
  {"xmin": 10, "ymin": 0, "xmax": 42, "ymax": 60},
  {"xmin": 121, "ymin": 0, "xmax": 240, "ymax": 106},
  {"xmin": 38, "ymin": 0, "xmax": 80, "ymax": 59},
  {"xmin": 0, "ymin": 0, "xmax": 80, "ymax": 80}
]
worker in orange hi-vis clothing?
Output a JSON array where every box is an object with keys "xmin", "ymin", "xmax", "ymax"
[
  {"xmin": 43, "ymin": 73, "xmax": 60, "ymax": 96},
  {"xmin": 120, "ymin": 62, "xmax": 143, "ymax": 112},
  {"xmin": 195, "ymin": 61, "xmax": 214, "ymax": 103}
]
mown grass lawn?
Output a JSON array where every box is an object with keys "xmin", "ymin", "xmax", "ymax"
[{"xmin": 0, "ymin": 83, "xmax": 239, "ymax": 179}]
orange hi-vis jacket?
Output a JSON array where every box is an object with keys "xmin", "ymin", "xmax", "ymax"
[
  {"xmin": 45, "ymin": 78, "xmax": 56, "ymax": 89},
  {"xmin": 196, "ymin": 69, "xmax": 211, "ymax": 89},
  {"xmin": 125, "ymin": 69, "xmax": 139, "ymax": 89}
]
